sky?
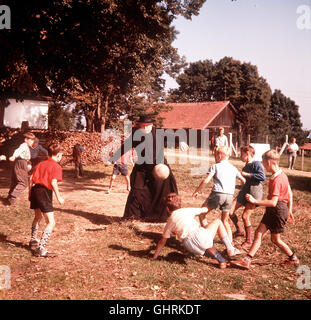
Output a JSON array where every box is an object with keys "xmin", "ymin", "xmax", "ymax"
[{"xmin": 164, "ymin": 0, "xmax": 311, "ymax": 130}]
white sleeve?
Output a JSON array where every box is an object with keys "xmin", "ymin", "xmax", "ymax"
[
  {"xmin": 13, "ymin": 143, "xmax": 27, "ymax": 158},
  {"xmin": 208, "ymin": 164, "xmax": 216, "ymax": 176}
]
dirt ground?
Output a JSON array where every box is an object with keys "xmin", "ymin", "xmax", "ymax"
[{"xmin": 1, "ymin": 158, "xmax": 311, "ymax": 300}]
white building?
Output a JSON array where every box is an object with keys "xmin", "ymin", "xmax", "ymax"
[{"xmin": 1, "ymin": 99, "xmax": 49, "ymax": 129}]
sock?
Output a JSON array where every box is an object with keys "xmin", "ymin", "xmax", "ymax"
[
  {"xmin": 31, "ymin": 225, "xmax": 39, "ymax": 241},
  {"xmin": 214, "ymin": 250, "xmax": 228, "ymax": 263},
  {"xmin": 39, "ymin": 229, "xmax": 52, "ymax": 252},
  {"xmin": 204, "ymin": 249, "xmax": 228, "ymax": 263},
  {"xmin": 221, "ymin": 236, "xmax": 235, "ymax": 252}
]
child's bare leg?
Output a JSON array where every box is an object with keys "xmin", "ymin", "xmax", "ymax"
[
  {"xmin": 124, "ymin": 175, "xmax": 131, "ymax": 191},
  {"xmin": 205, "ymin": 218, "xmax": 237, "ymax": 256},
  {"xmin": 108, "ymin": 175, "xmax": 116, "ymax": 192},
  {"xmin": 247, "ymin": 223, "xmax": 268, "ymax": 257},
  {"xmin": 241, "ymin": 203, "xmax": 256, "ymax": 249},
  {"xmin": 270, "ymin": 233, "xmax": 293, "ymax": 256},
  {"xmin": 230, "ymin": 223, "xmax": 268, "ymax": 269},
  {"xmin": 199, "ymin": 205, "xmax": 213, "ymax": 228},
  {"xmin": 221, "ymin": 211, "xmax": 233, "ymax": 242},
  {"xmin": 230, "ymin": 200, "xmax": 245, "ymax": 236}
]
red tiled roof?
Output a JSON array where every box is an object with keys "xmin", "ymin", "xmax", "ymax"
[
  {"xmin": 158, "ymin": 101, "xmax": 232, "ymax": 129},
  {"xmin": 300, "ymin": 143, "xmax": 311, "ymax": 150}
]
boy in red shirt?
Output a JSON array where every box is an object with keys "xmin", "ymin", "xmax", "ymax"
[
  {"xmin": 29, "ymin": 143, "xmax": 64, "ymax": 257},
  {"xmin": 231, "ymin": 149, "xmax": 299, "ymax": 270}
]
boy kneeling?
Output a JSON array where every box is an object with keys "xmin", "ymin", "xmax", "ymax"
[{"xmin": 153, "ymin": 193, "xmax": 240, "ymax": 268}]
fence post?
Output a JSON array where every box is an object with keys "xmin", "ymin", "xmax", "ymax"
[{"xmin": 301, "ymin": 149, "xmax": 304, "ymax": 171}]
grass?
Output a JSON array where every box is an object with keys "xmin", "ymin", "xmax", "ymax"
[{"xmin": 0, "ymin": 154, "xmax": 310, "ymax": 300}]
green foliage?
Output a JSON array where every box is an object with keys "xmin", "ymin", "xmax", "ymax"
[
  {"xmin": 269, "ymin": 90, "xmax": 307, "ymax": 146},
  {"xmin": 48, "ymin": 102, "xmax": 75, "ymax": 131},
  {"xmin": 0, "ymin": 0, "xmax": 206, "ymax": 131}
]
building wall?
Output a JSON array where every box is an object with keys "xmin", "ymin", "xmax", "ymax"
[{"xmin": 3, "ymin": 99, "xmax": 48, "ymax": 129}]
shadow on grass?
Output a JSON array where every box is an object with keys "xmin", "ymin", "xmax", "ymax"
[
  {"xmin": 108, "ymin": 244, "xmax": 187, "ymax": 265},
  {"xmin": 62, "ymin": 169, "xmax": 108, "ymax": 181},
  {"xmin": 0, "ymin": 196, "xmax": 8, "ymax": 205},
  {"xmin": 0, "ymin": 232, "xmax": 31, "ymax": 252},
  {"xmin": 56, "ymin": 207, "xmax": 122, "ymax": 225}
]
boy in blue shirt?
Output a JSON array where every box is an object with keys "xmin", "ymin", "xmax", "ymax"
[
  {"xmin": 192, "ymin": 146, "xmax": 246, "ymax": 244},
  {"xmin": 230, "ymin": 145, "xmax": 266, "ymax": 250}
]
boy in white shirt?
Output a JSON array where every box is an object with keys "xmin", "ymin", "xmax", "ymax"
[
  {"xmin": 153, "ymin": 193, "xmax": 240, "ymax": 268},
  {"xmin": 7, "ymin": 132, "xmax": 36, "ymax": 205},
  {"xmin": 192, "ymin": 146, "xmax": 246, "ymax": 242}
]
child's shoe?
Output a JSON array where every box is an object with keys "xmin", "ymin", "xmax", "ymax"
[
  {"xmin": 33, "ymin": 248, "xmax": 57, "ymax": 258},
  {"xmin": 281, "ymin": 255, "xmax": 300, "ymax": 267},
  {"xmin": 107, "ymin": 188, "xmax": 112, "ymax": 194},
  {"xmin": 29, "ymin": 240, "xmax": 40, "ymax": 250},
  {"xmin": 230, "ymin": 257, "xmax": 251, "ymax": 270},
  {"xmin": 227, "ymin": 248, "xmax": 242, "ymax": 258}
]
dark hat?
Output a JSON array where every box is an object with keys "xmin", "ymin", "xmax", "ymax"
[{"xmin": 137, "ymin": 114, "xmax": 153, "ymax": 124}]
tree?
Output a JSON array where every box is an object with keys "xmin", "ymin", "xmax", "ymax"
[
  {"xmin": 0, "ymin": 0, "xmax": 207, "ymax": 131},
  {"xmin": 269, "ymin": 90, "xmax": 307, "ymax": 146},
  {"xmin": 48, "ymin": 101, "xmax": 75, "ymax": 131}
]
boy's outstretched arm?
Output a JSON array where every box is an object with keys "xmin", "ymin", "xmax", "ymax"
[
  {"xmin": 246, "ymin": 194, "xmax": 278, "ymax": 207},
  {"xmin": 153, "ymin": 237, "xmax": 167, "ymax": 259},
  {"xmin": 192, "ymin": 174, "xmax": 213, "ymax": 198}
]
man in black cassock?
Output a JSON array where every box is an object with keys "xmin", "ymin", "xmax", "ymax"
[{"xmin": 110, "ymin": 115, "xmax": 188, "ymax": 222}]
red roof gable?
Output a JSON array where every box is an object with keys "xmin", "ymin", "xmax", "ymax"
[
  {"xmin": 300, "ymin": 143, "xmax": 311, "ymax": 150},
  {"xmin": 158, "ymin": 101, "xmax": 234, "ymax": 129}
]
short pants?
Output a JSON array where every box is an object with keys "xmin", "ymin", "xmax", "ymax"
[
  {"xmin": 182, "ymin": 227, "xmax": 213, "ymax": 255},
  {"xmin": 261, "ymin": 202, "xmax": 289, "ymax": 234},
  {"xmin": 30, "ymin": 184, "xmax": 53, "ymax": 213},
  {"xmin": 113, "ymin": 163, "xmax": 129, "ymax": 176},
  {"xmin": 237, "ymin": 183, "xmax": 263, "ymax": 206},
  {"xmin": 203, "ymin": 191, "xmax": 233, "ymax": 212}
]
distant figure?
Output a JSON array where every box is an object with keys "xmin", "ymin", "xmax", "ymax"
[
  {"xmin": 287, "ymin": 138, "xmax": 299, "ymax": 170},
  {"xmin": 214, "ymin": 127, "xmax": 228, "ymax": 153},
  {"xmin": 30, "ymin": 138, "xmax": 48, "ymax": 169},
  {"xmin": 73, "ymin": 143, "xmax": 84, "ymax": 178},
  {"xmin": 7, "ymin": 132, "xmax": 36, "ymax": 205}
]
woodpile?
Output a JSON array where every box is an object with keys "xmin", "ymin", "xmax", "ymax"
[{"xmin": 0, "ymin": 128, "xmax": 121, "ymax": 166}]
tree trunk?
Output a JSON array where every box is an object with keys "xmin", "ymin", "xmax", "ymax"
[{"xmin": 85, "ymin": 107, "xmax": 96, "ymax": 132}]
